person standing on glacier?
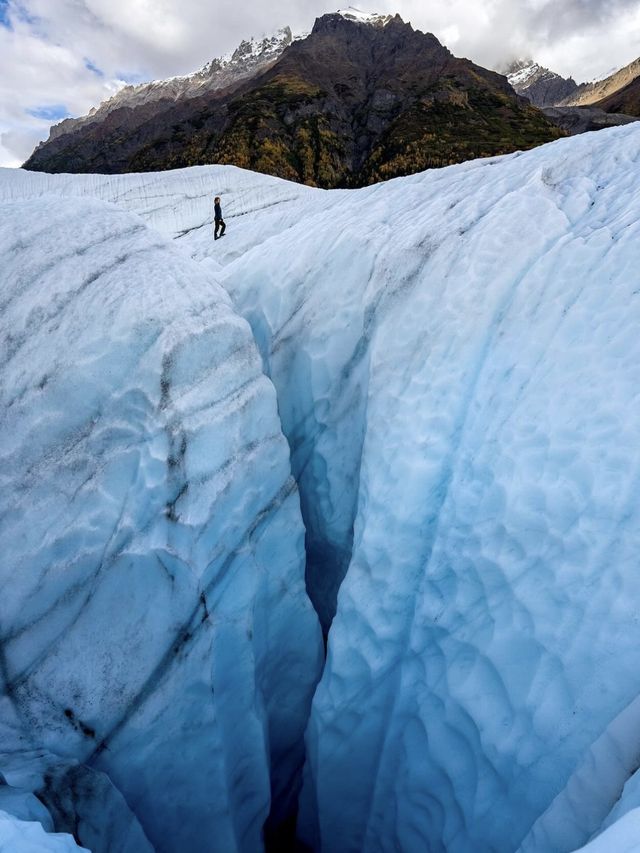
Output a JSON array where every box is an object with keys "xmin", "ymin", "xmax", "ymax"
[{"xmin": 214, "ymin": 196, "xmax": 226, "ymax": 240}]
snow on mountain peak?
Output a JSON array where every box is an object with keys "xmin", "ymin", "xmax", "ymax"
[
  {"xmin": 214, "ymin": 25, "xmax": 295, "ymax": 69},
  {"xmin": 504, "ymin": 57, "xmax": 579, "ymax": 106},
  {"xmin": 507, "ymin": 60, "xmax": 543, "ymax": 87},
  {"xmin": 43, "ymin": 10, "xmax": 396, "ymax": 147},
  {"xmin": 336, "ymin": 6, "xmax": 394, "ymax": 26},
  {"xmin": 44, "ymin": 25, "xmax": 295, "ymax": 144}
]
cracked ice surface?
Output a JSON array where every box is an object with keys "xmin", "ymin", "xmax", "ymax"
[
  {"xmin": 4, "ymin": 124, "xmax": 640, "ymax": 852},
  {"xmin": 0, "ymin": 196, "xmax": 322, "ymax": 851}
]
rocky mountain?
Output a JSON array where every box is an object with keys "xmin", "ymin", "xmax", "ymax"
[
  {"xmin": 504, "ymin": 56, "xmax": 640, "ymax": 134},
  {"xmin": 505, "ymin": 59, "xmax": 578, "ymax": 106},
  {"xmin": 561, "ymin": 56, "xmax": 640, "ymax": 110},
  {"xmin": 594, "ymin": 75, "xmax": 640, "ymax": 116},
  {"xmin": 23, "ymin": 11, "xmax": 563, "ymax": 187},
  {"xmin": 541, "ymin": 105, "xmax": 639, "ymax": 134},
  {"xmin": 46, "ymin": 26, "xmax": 298, "ymax": 144}
]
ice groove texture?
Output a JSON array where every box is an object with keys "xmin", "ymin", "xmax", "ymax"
[
  {"xmin": 3, "ymin": 124, "xmax": 640, "ymax": 851},
  {"xmin": 214, "ymin": 126, "xmax": 640, "ymax": 852},
  {"xmin": 0, "ymin": 196, "xmax": 322, "ymax": 852}
]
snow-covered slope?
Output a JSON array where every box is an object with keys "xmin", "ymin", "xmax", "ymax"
[
  {"xmin": 0, "ymin": 164, "xmax": 317, "ymax": 244},
  {"xmin": 0, "ymin": 194, "xmax": 321, "ymax": 851},
  {"xmin": 3, "ymin": 124, "xmax": 640, "ymax": 853}
]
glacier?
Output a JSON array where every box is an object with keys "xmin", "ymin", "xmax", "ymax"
[
  {"xmin": 0, "ymin": 809, "xmax": 88, "ymax": 851},
  {"xmin": 0, "ymin": 194, "xmax": 322, "ymax": 851},
  {"xmin": 574, "ymin": 810, "xmax": 640, "ymax": 853},
  {"xmin": 2, "ymin": 122, "xmax": 640, "ymax": 852}
]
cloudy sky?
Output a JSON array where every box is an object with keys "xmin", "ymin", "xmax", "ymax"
[{"xmin": 1, "ymin": 0, "xmax": 639, "ymax": 167}]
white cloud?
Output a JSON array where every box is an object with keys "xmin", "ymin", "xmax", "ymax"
[
  {"xmin": 392, "ymin": 0, "xmax": 640, "ymax": 77},
  {"xmin": 2, "ymin": 0, "xmax": 639, "ymax": 167},
  {"xmin": 0, "ymin": 7, "xmax": 125, "ymax": 166}
]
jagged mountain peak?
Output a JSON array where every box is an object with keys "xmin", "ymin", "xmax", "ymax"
[
  {"xmin": 311, "ymin": 8, "xmax": 407, "ymax": 38},
  {"xmin": 502, "ymin": 55, "xmax": 640, "ymax": 132},
  {"xmin": 44, "ymin": 25, "xmax": 298, "ymax": 144},
  {"xmin": 504, "ymin": 57, "xmax": 537, "ymax": 75},
  {"xmin": 42, "ymin": 13, "xmax": 401, "ymax": 146},
  {"xmin": 504, "ymin": 58, "xmax": 578, "ymax": 107},
  {"xmin": 504, "ymin": 58, "xmax": 543, "ymax": 85},
  {"xmin": 209, "ymin": 26, "xmax": 295, "ymax": 71}
]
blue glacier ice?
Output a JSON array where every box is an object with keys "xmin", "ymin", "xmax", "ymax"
[
  {"xmin": 0, "ymin": 809, "xmax": 88, "ymax": 851},
  {"xmin": 212, "ymin": 125, "xmax": 640, "ymax": 853},
  {"xmin": 572, "ymin": 809, "xmax": 640, "ymax": 853},
  {"xmin": 0, "ymin": 195, "xmax": 322, "ymax": 851},
  {"xmin": 2, "ymin": 123, "xmax": 640, "ymax": 852}
]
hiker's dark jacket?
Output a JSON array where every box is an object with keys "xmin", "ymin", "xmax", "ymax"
[{"xmin": 214, "ymin": 203, "xmax": 223, "ymax": 221}]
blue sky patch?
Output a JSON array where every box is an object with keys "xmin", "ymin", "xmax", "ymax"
[
  {"xmin": 8, "ymin": 0, "xmax": 39, "ymax": 27},
  {"xmin": 85, "ymin": 58, "xmax": 104, "ymax": 77},
  {"xmin": 0, "ymin": 0, "xmax": 11, "ymax": 28},
  {"xmin": 27, "ymin": 104, "xmax": 70, "ymax": 121}
]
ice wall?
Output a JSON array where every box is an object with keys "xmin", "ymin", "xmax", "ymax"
[
  {"xmin": 4, "ymin": 124, "xmax": 640, "ymax": 852},
  {"xmin": 0, "ymin": 195, "xmax": 322, "ymax": 852},
  {"xmin": 214, "ymin": 126, "xmax": 640, "ymax": 851}
]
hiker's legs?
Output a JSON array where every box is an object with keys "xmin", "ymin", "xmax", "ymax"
[
  {"xmin": 214, "ymin": 220, "xmax": 221, "ymax": 239},
  {"xmin": 220, "ymin": 219, "xmax": 226, "ymax": 236}
]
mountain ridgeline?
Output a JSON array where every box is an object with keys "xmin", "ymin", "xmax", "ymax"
[{"xmin": 24, "ymin": 13, "xmax": 564, "ymax": 187}]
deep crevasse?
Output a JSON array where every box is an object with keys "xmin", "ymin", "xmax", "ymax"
[
  {"xmin": 2, "ymin": 123, "xmax": 640, "ymax": 851},
  {"xmin": 214, "ymin": 126, "xmax": 640, "ymax": 853}
]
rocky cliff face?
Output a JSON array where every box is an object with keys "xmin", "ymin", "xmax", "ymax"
[
  {"xmin": 23, "ymin": 13, "xmax": 563, "ymax": 187},
  {"xmin": 506, "ymin": 59, "xmax": 578, "ymax": 107},
  {"xmin": 590, "ymin": 75, "xmax": 640, "ymax": 116},
  {"xmin": 542, "ymin": 105, "xmax": 639, "ymax": 134},
  {"xmin": 560, "ymin": 56, "xmax": 640, "ymax": 108}
]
